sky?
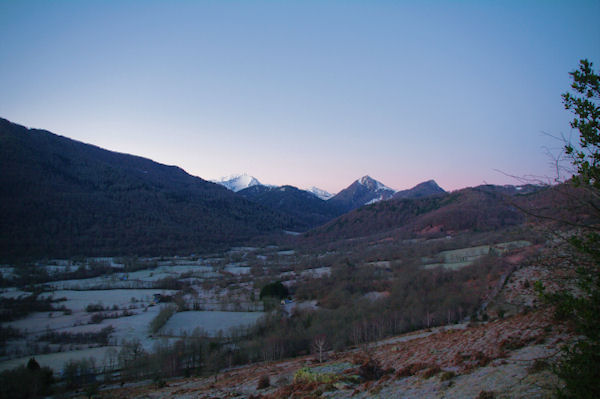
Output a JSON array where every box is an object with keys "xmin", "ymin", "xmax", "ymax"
[{"xmin": 1, "ymin": 1, "xmax": 599, "ymax": 194}]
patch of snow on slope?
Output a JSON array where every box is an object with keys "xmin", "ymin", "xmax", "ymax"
[
  {"xmin": 358, "ymin": 176, "xmax": 395, "ymax": 192},
  {"xmin": 308, "ymin": 187, "xmax": 334, "ymax": 200},
  {"xmin": 214, "ymin": 173, "xmax": 261, "ymax": 192},
  {"xmin": 365, "ymin": 196, "xmax": 383, "ymax": 205}
]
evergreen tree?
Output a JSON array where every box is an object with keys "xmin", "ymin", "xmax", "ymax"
[{"xmin": 541, "ymin": 59, "xmax": 600, "ymax": 399}]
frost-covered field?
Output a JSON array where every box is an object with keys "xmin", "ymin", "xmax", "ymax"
[
  {"xmin": 45, "ymin": 264, "xmax": 220, "ymax": 290},
  {"xmin": 0, "ymin": 346, "xmax": 119, "ymax": 373},
  {"xmin": 159, "ymin": 311, "xmax": 265, "ymax": 337},
  {"xmin": 39, "ymin": 289, "xmax": 176, "ymax": 312},
  {"xmin": 0, "ymin": 249, "xmax": 295, "ymax": 377},
  {"xmin": 0, "ymin": 287, "xmax": 29, "ymax": 298},
  {"xmin": 224, "ymin": 265, "xmax": 251, "ymax": 275}
]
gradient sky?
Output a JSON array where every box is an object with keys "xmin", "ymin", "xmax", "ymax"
[{"xmin": 1, "ymin": 1, "xmax": 599, "ymax": 193}]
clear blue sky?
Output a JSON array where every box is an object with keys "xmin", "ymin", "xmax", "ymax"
[{"xmin": 1, "ymin": 1, "xmax": 599, "ymax": 193}]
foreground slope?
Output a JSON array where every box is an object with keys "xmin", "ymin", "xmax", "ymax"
[
  {"xmin": 104, "ymin": 249, "xmax": 570, "ymax": 399},
  {"xmin": 0, "ymin": 118, "xmax": 293, "ymax": 259}
]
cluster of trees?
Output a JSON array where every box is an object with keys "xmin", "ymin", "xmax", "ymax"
[
  {"xmin": 248, "ymin": 255, "xmax": 504, "ymax": 360},
  {"xmin": 0, "ymin": 294, "xmax": 68, "ymax": 322},
  {"xmin": 0, "ymin": 358, "xmax": 53, "ymax": 399},
  {"xmin": 39, "ymin": 326, "xmax": 115, "ymax": 345}
]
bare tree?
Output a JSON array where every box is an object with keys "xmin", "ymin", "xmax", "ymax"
[{"xmin": 311, "ymin": 334, "xmax": 328, "ymax": 363}]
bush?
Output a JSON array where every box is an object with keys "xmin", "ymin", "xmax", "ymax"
[
  {"xmin": 359, "ymin": 358, "xmax": 385, "ymax": 381},
  {"xmin": 527, "ymin": 359, "xmax": 549, "ymax": 374},
  {"xmin": 257, "ymin": 374, "xmax": 270, "ymax": 389},
  {"xmin": 293, "ymin": 367, "xmax": 337, "ymax": 384},
  {"xmin": 440, "ymin": 370, "xmax": 456, "ymax": 381},
  {"xmin": 422, "ymin": 365, "xmax": 441, "ymax": 378},
  {"xmin": 396, "ymin": 362, "xmax": 430, "ymax": 378},
  {"xmin": 259, "ymin": 281, "xmax": 289, "ymax": 300},
  {"xmin": 85, "ymin": 303, "xmax": 105, "ymax": 312}
]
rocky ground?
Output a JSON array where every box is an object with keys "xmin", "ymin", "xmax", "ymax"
[{"xmin": 92, "ymin": 255, "xmax": 572, "ymax": 399}]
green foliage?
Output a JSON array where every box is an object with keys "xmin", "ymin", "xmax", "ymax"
[
  {"xmin": 563, "ymin": 59, "xmax": 600, "ymax": 189},
  {"xmin": 293, "ymin": 367, "xmax": 338, "ymax": 384},
  {"xmin": 555, "ymin": 340, "xmax": 600, "ymax": 399},
  {"xmin": 541, "ymin": 59, "xmax": 600, "ymax": 398},
  {"xmin": 259, "ymin": 281, "xmax": 289, "ymax": 300}
]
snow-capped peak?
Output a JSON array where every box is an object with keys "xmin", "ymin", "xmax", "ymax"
[
  {"xmin": 357, "ymin": 175, "xmax": 395, "ymax": 193},
  {"xmin": 214, "ymin": 173, "xmax": 261, "ymax": 192},
  {"xmin": 308, "ymin": 187, "xmax": 334, "ymax": 200}
]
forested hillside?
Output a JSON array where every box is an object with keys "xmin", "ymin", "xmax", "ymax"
[
  {"xmin": 0, "ymin": 118, "xmax": 294, "ymax": 259},
  {"xmin": 238, "ymin": 185, "xmax": 344, "ymax": 230},
  {"xmin": 304, "ymin": 185, "xmax": 553, "ymax": 244}
]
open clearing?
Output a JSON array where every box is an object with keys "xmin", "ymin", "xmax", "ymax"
[{"xmin": 159, "ymin": 311, "xmax": 265, "ymax": 337}]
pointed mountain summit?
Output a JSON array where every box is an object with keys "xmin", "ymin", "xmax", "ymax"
[
  {"xmin": 328, "ymin": 175, "xmax": 396, "ymax": 212},
  {"xmin": 308, "ymin": 186, "xmax": 334, "ymax": 200},
  {"xmin": 393, "ymin": 179, "xmax": 446, "ymax": 200},
  {"xmin": 214, "ymin": 173, "xmax": 261, "ymax": 192}
]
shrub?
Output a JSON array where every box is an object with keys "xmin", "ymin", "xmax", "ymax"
[
  {"xmin": 259, "ymin": 281, "xmax": 289, "ymax": 300},
  {"xmin": 27, "ymin": 357, "xmax": 40, "ymax": 371},
  {"xmin": 85, "ymin": 303, "xmax": 105, "ymax": 312},
  {"xmin": 359, "ymin": 358, "xmax": 385, "ymax": 381},
  {"xmin": 293, "ymin": 367, "xmax": 337, "ymax": 384},
  {"xmin": 257, "ymin": 374, "xmax": 270, "ymax": 389},
  {"xmin": 90, "ymin": 313, "xmax": 105, "ymax": 324},
  {"xmin": 440, "ymin": 370, "xmax": 456, "ymax": 381},
  {"xmin": 396, "ymin": 362, "xmax": 430, "ymax": 378},
  {"xmin": 527, "ymin": 359, "xmax": 549, "ymax": 374},
  {"xmin": 422, "ymin": 365, "xmax": 441, "ymax": 378}
]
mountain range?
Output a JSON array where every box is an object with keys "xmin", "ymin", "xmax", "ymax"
[{"xmin": 1, "ymin": 117, "xmax": 554, "ymax": 259}]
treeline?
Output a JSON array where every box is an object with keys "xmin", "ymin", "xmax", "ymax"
[
  {"xmin": 0, "ymin": 294, "xmax": 68, "ymax": 322},
  {"xmin": 0, "ymin": 358, "xmax": 53, "ymax": 399},
  {"xmin": 242, "ymin": 255, "xmax": 505, "ymax": 361},
  {"xmin": 1, "ymin": 257, "xmax": 159, "ymax": 288},
  {"xmin": 39, "ymin": 326, "xmax": 114, "ymax": 345}
]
